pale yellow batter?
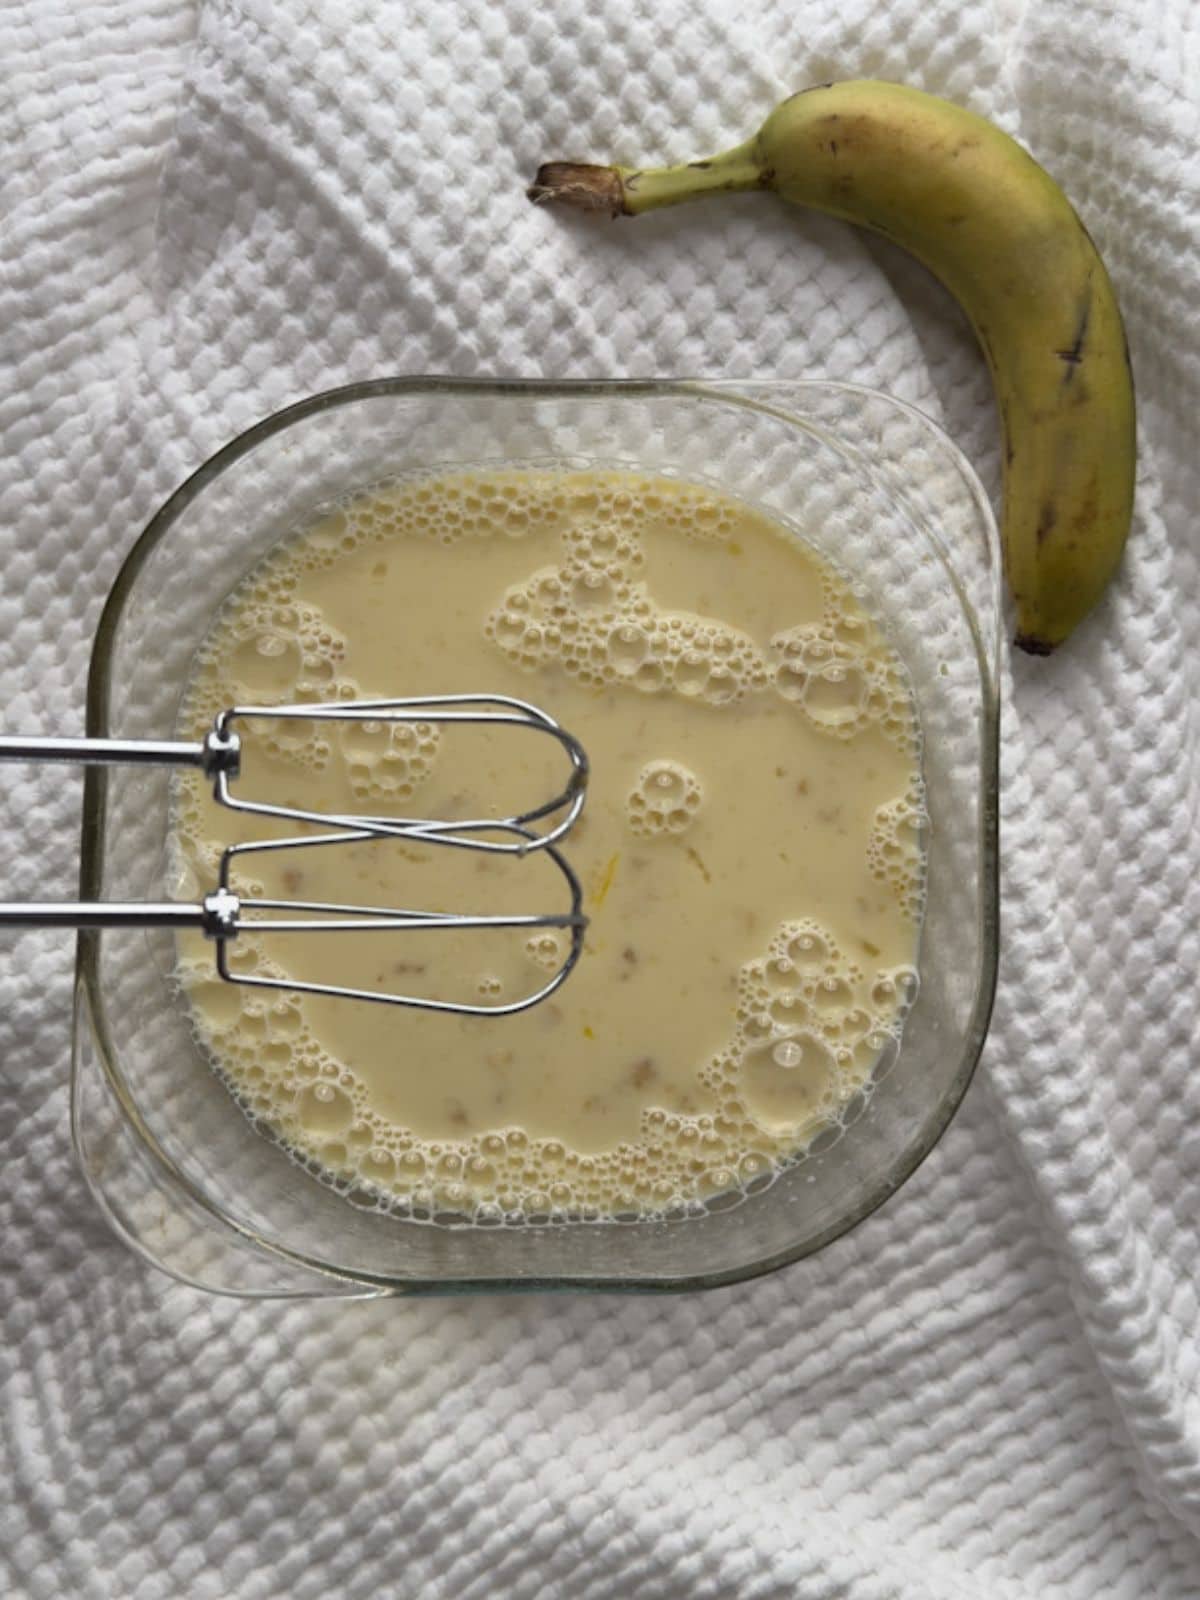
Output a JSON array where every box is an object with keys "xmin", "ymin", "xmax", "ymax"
[{"xmin": 172, "ymin": 469, "xmax": 925, "ymax": 1220}]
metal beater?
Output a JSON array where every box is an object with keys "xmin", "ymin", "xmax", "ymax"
[{"xmin": 0, "ymin": 694, "xmax": 589, "ymax": 1016}]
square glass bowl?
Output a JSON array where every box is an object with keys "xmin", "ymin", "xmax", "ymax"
[{"xmin": 72, "ymin": 378, "xmax": 1000, "ymax": 1297}]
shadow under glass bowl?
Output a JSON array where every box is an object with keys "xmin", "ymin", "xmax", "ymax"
[{"xmin": 71, "ymin": 377, "xmax": 1001, "ymax": 1299}]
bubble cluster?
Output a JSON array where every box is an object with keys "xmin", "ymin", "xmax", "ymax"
[
  {"xmin": 626, "ymin": 759, "xmax": 703, "ymax": 838},
  {"xmin": 171, "ymin": 465, "xmax": 926, "ymax": 1225},
  {"xmin": 182, "ymin": 599, "xmax": 356, "ymax": 778},
  {"xmin": 339, "ymin": 717, "xmax": 441, "ymax": 807},
  {"xmin": 770, "ymin": 575, "xmax": 920, "ymax": 752},
  {"xmin": 285, "ymin": 471, "xmax": 573, "ymax": 567},
  {"xmin": 722, "ymin": 919, "xmax": 915, "ymax": 1138},
  {"xmin": 868, "ymin": 780, "xmax": 929, "ymax": 919},
  {"xmin": 524, "ymin": 930, "xmax": 567, "ymax": 972},
  {"xmin": 481, "ymin": 480, "xmax": 773, "ymax": 705}
]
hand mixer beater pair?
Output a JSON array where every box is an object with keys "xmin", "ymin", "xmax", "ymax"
[{"xmin": 0, "ymin": 695, "xmax": 589, "ymax": 1015}]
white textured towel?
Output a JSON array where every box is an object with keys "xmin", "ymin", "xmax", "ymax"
[{"xmin": 3, "ymin": 2, "xmax": 1199, "ymax": 1595}]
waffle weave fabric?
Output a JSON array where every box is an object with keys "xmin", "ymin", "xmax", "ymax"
[{"xmin": 3, "ymin": 2, "xmax": 1199, "ymax": 1596}]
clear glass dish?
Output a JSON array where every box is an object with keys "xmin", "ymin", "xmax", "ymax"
[{"xmin": 71, "ymin": 378, "xmax": 1001, "ymax": 1298}]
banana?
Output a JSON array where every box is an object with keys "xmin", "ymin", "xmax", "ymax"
[{"xmin": 528, "ymin": 80, "xmax": 1136, "ymax": 654}]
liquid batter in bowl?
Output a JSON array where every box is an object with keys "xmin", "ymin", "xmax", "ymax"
[{"xmin": 171, "ymin": 469, "xmax": 926, "ymax": 1220}]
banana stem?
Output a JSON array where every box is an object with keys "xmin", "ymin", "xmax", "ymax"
[{"xmin": 528, "ymin": 140, "xmax": 763, "ymax": 218}]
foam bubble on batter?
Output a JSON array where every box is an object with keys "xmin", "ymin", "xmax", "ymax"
[
  {"xmin": 625, "ymin": 759, "xmax": 703, "ymax": 838},
  {"xmin": 171, "ymin": 467, "xmax": 927, "ymax": 1224},
  {"xmin": 770, "ymin": 591, "xmax": 918, "ymax": 751},
  {"xmin": 868, "ymin": 779, "xmax": 929, "ymax": 920},
  {"xmin": 340, "ymin": 717, "xmax": 442, "ymax": 807},
  {"xmin": 525, "ymin": 930, "xmax": 567, "ymax": 971}
]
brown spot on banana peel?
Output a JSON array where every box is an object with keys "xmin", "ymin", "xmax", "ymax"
[
  {"xmin": 1072, "ymin": 480, "xmax": 1101, "ymax": 542},
  {"xmin": 1035, "ymin": 502, "xmax": 1058, "ymax": 546},
  {"xmin": 1014, "ymin": 631, "xmax": 1055, "ymax": 656},
  {"xmin": 1055, "ymin": 287, "xmax": 1092, "ymax": 382}
]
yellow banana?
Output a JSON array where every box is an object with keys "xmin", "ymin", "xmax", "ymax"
[{"xmin": 529, "ymin": 80, "xmax": 1136, "ymax": 654}]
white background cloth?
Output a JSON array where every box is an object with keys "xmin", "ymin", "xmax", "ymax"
[{"xmin": 3, "ymin": 1, "xmax": 1199, "ymax": 1595}]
